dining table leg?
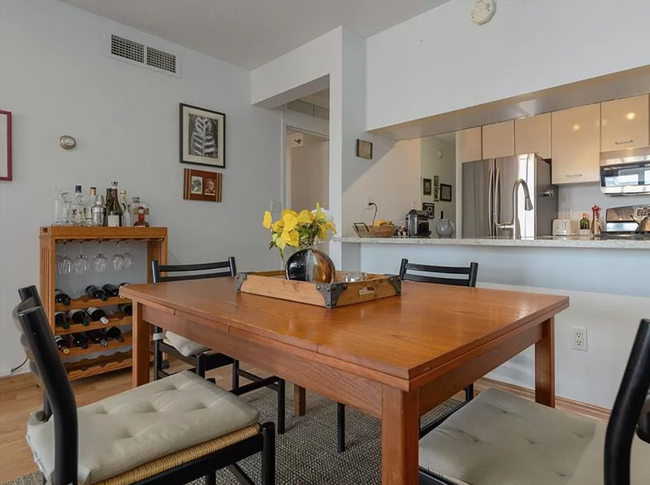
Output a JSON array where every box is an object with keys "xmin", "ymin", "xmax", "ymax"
[
  {"xmin": 535, "ymin": 316, "xmax": 555, "ymax": 407},
  {"xmin": 381, "ymin": 386, "xmax": 420, "ymax": 485},
  {"xmin": 293, "ymin": 385, "xmax": 306, "ymax": 416},
  {"xmin": 132, "ymin": 301, "xmax": 151, "ymax": 388}
]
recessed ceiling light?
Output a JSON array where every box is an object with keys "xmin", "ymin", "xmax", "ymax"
[{"xmin": 626, "ymin": 112, "xmax": 636, "ymax": 120}]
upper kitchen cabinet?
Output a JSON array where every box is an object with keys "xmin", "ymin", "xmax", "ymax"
[
  {"xmin": 458, "ymin": 127, "xmax": 482, "ymax": 163},
  {"xmin": 482, "ymin": 120, "xmax": 515, "ymax": 159},
  {"xmin": 515, "ymin": 113, "xmax": 551, "ymax": 159},
  {"xmin": 601, "ymin": 94, "xmax": 649, "ymax": 152},
  {"xmin": 551, "ymin": 103, "xmax": 600, "ymax": 184}
]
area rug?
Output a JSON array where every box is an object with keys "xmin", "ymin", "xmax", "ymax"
[{"xmin": 4, "ymin": 386, "xmax": 460, "ymax": 484}]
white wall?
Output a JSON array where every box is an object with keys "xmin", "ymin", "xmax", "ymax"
[
  {"xmin": 366, "ymin": 0, "xmax": 650, "ymax": 131},
  {"xmin": 421, "ymin": 137, "xmax": 456, "ymax": 224},
  {"xmin": 288, "ymin": 137, "xmax": 329, "ymax": 210},
  {"xmin": 0, "ymin": 0, "xmax": 282, "ymax": 375}
]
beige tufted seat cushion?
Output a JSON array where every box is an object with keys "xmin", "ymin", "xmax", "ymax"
[
  {"xmin": 420, "ymin": 388, "xmax": 650, "ymax": 485},
  {"xmin": 165, "ymin": 331, "xmax": 209, "ymax": 357},
  {"xmin": 27, "ymin": 371, "xmax": 259, "ymax": 485}
]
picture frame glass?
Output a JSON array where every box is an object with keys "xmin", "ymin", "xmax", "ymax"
[{"xmin": 181, "ymin": 104, "xmax": 225, "ymax": 168}]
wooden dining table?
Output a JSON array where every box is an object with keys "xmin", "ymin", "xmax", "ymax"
[{"xmin": 121, "ymin": 278, "xmax": 569, "ymax": 485}]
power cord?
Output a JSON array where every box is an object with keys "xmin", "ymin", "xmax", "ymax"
[{"xmin": 10, "ymin": 358, "xmax": 28, "ymax": 374}]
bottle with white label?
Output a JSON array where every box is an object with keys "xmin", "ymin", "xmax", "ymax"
[
  {"xmin": 86, "ymin": 307, "xmax": 109, "ymax": 324},
  {"xmin": 85, "ymin": 187, "xmax": 97, "ymax": 226},
  {"xmin": 120, "ymin": 190, "xmax": 132, "ymax": 227},
  {"xmin": 105, "ymin": 182, "xmax": 122, "ymax": 227}
]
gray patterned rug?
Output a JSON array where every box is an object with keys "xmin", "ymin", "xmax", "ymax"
[{"xmin": 4, "ymin": 386, "xmax": 460, "ymax": 484}]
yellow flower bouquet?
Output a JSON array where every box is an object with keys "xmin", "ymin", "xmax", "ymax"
[{"xmin": 263, "ymin": 203, "xmax": 337, "ymax": 256}]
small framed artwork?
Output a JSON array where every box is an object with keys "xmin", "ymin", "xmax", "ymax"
[
  {"xmin": 356, "ymin": 139, "xmax": 373, "ymax": 160},
  {"xmin": 422, "ymin": 178, "xmax": 432, "ymax": 196},
  {"xmin": 183, "ymin": 168, "xmax": 222, "ymax": 202},
  {"xmin": 0, "ymin": 110, "xmax": 12, "ymax": 181},
  {"xmin": 180, "ymin": 103, "xmax": 226, "ymax": 168},
  {"xmin": 434, "ymin": 186, "xmax": 440, "ymax": 202},
  {"xmin": 434, "ymin": 175, "xmax": 440, "ymax": 187},
  {"xmin": 422, "ymin": 202, "xmax": 435, "ymax": 219},
  {"xmin": 440, "ymin": 183, "xmax": 452, "ymax": 202}
]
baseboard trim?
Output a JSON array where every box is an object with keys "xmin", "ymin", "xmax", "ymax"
[{"xmin": 475, "ymin": 377, "xmax": 610, "ymax": 421}]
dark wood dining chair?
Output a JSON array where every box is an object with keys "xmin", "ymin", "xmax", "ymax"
[
  {"xmin": 336, "ymin": 259, "xmax": 479, "ymax": 452},
  {"xmin": 419, "ymin": 318, "xmax": 650, "ymax": 485},
  {"xmin": 14, "ymin": 285, "xmax": 275, "ymax": 485},
  {"xmin": 152, "ymin": 258, "xmax": 286, "ymax": 435}
]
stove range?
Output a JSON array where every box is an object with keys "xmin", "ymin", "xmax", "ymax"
[
  {"xmin": 597, "ymin": 204, "xmax": 650, "ymax": 240},
  {"xmin": 594, "ymin": 232, "xmax": 650, "ymax": 241}
]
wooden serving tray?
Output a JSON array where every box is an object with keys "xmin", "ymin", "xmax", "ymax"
[{"xmin": 235, "ymin": 270, "xmax": 401, "ymax": 308}]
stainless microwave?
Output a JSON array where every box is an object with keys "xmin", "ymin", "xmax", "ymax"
[{"xmin": 600, "ymin": 147, "xmax": 650, "ymax": 196}]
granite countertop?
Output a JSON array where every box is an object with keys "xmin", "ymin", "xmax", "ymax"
[{"xmin": 336, "ymin": 235, "xmax": 650, "ymax": 250}]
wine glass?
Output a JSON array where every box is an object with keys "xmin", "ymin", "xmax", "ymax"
[
  {"xmin": 58, "ymin": 242, "xmax": 72, "ymax": 275},
  {"xmin": 93, "ymin": 241, "xmax": 108, "ymax": 273},
  {"xmin": 73, "ymin": 242, "xmax": 90, "ymax": 274},
  {"xmin": 112, "ymin": 241, "xmax": 125, "ymax": 271},
  {"xmin": 123, "ymin": 241, "xmax": 135, "ymax": 268}
]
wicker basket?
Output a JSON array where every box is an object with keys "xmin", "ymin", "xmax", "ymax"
[{"xmin": 352, "ymin": 223, "xmax": 396, "ymax": 238}]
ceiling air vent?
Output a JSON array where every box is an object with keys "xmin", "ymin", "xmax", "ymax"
[{"xmin": 109, "ymin": 34, "xmax": 180, "ymax": 77}]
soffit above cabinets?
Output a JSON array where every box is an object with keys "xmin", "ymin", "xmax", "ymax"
[{"xmin": 373, "ymin": 65, "xmax": 650, "ymax": 140}]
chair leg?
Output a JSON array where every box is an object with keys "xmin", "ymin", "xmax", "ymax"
[
  {"xmin": 465, "ymin": 384, "xmax": 475, "ymax": 402},
  {"xmin": 153, "ymin": 327, "xmax": 164, "ymax": 381},
  {"xmin": 337, "ymin": 402, "xmax": 346, "ymax": 453},
  {"xmin": 277, "ymin": 379, "xmax": 286, "ymax": 435},
  {"xmin": 204, "ymin": 472, "xmax": 216, "ymax": 485},
  {"xmin": 196, "ymin": 354, "xmax": 206, "ymax": 379},
  {"xmin": 232, "ymin": 359, "xmax": 240, "ymax": 390},
  {"xmin": 261, "ymin": 423, "xmax": 276, "ymax": 485}
]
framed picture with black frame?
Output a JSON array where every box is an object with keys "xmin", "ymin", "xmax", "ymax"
[
  {"xmin": 180, "ymin": 103, "xmax": 226, "ymax": 168},
  {"xmin": 440, "ymin": 183, "xmax": 452, "ymax": 202},
  {"xmin": 422, "ymin": 178, "xmax": 432, "ymax": 196}
]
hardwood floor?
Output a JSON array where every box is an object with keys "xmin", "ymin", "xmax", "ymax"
[{"xmin": 0, "ymin": 362, "xmax": 245, "ymax": 483}]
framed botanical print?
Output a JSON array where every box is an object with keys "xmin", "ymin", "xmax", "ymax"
[
  {"xmin": 0, "ymin": 110, "xmax": 12, "ymax": 181},
  {"xmin": 422, "ymin": 178, "xmax": 432, "ymax": 196},
  {"xmin": 440, "ymin": 183, "xmax": 452, "ymax": 202},
  {"xmin": 183, "ymin": 168, "xmax": 222, "ymax": 202},
  {"xmin": 180, "ymin": 103, "xmax": 226, "ymax": 168}
]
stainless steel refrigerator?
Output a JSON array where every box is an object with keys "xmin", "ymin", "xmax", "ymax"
[{"xmin": 462, "ymin": 154, "xmax": 557, "ymax": 238}]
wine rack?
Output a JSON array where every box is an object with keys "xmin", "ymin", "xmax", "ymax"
[{"xmin": 40, "ymin": 226, "xmax": 168, "ymax": 380}]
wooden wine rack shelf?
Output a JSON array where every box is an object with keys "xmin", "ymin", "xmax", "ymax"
[
  {"xmin": 40, "ymin": 226, "xmax": 167, "ymax": 380},
  {"xmin": 55, "ymin": 295, "xmax": 128, "ymax": 312},
  {"xmin": 55, "ymin": 313, "xmax": 132, "ymax": 335}
]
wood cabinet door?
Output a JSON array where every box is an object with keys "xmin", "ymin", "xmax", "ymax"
[
  {"xmin": 551, "ymin": 104, "xmax": 600, "ymax": 184},
  {"xmin": 458, "ymin": 127, "xmax": 482, "ymax": 163},
  {"xmin": 515, "ymin": 113, "xmax": 551, "ymax": 159},
  {"xmin": 482, "ymin": 120, "xmax": 515, "ymax": 159},
  {"xmin": 601, "ymin": 94, "xmax": 649, "ymax": 152}
]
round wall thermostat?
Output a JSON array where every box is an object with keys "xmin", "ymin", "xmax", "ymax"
[
  {"xmin": 59, "ymin": 135, "xmax": 77, "ymax": 150},
  {"xmin": 471, "ymin": 0, "xmax": 497, "ymax": 26}
]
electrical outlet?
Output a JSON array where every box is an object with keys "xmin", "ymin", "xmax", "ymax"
[
  {"xmin": 411, "ymin": 197, "xmax": 418, "ymax": 209},
  {"xmin": 366, "ymin": 195, "xmax": 374, "ymax": 207},
  {"xmin": 270, "ymin": 200, "xmax": 282, "ymax": 213},
  {"xmin": 572, "ymin": 327, "xmax": 588, "ymax": 352}
]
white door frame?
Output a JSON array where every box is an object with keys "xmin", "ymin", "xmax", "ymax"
[{"xmin": 281, "ymin": 111, "xmax": 329, "ymax": 211}]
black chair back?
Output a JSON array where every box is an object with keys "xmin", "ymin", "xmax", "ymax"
[
  {"xmin": 605, "ymin": 318, "xmax": 650, "ymax": 485},
  {"xmin": 152, "ymin": 257, "xmax": 237, "ymax": 283},
  {"xmin": 13, "ymin": 286, "xmax": 78, "ymax": 485},
  {"xmin": 399, "ymin": 258, "xmax": 479, "ymax": 287}
]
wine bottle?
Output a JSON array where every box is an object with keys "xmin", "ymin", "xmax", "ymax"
[
  {"xmin": 72, "ymin": 185, "xmax": 86, "ymax": 226},
  {"xmin": 68, "ymin": 309, "xmax": 90, "ymax": 326},
  {"xmin": 55, "ymin": 311, "xmax": 70, "ymax": 330},
  {"xmin": 120, "ymin": 190, "xmax": 132, "ymax": 227},
  {"xmin": 55, "ymin": 335, "xmax": 71, "ymax": 354},
  {"xmin": 106, "ymin": 182, "xmax": 123, "ymax": 227},
  {"xmin": 71, "ymin": 332, "xmax": 89, "ymax": 349},
  {"xmin": 102, "ymin": 284, "xmax": 120, "ymax": 297},
  {"xmin": 86, "ymin": 285, "xmax": 108, "ymax": 301},
  {"xmin": 133, "ymin": 207, "xmax": 150, "ymax": 227},
  {"xmin": 85, "ymin": 187, "xmax": 97, "ymax": 226},
  {"xmin": 92, "ymin": 195, "xmax": 106, "ymax": 226},
  {"xmin": 86, "ymin": 330, "xmax": 108, "ymax": 347},
  {"xmin": 105, "ymin": 327, "xmax": 125, "ymax": 342},
  {"xmin": 118, "ymin": 303, "xmax": 133, "ymax": 316},
  {"xmin": 54, "ymin": 289, "xmax": 71, "ymax": 306},
  {"xmin": 87, "ymin": 307, "xmax": 109, "ymax": 324}
]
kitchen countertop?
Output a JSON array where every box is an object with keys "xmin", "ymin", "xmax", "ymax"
[{"xmin": 336, "ymin": 235, "xmax": 650, "ymax": 249}]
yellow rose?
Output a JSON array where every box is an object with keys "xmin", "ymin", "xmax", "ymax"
[
  {"xmin": 282, "ymin": 212, "xmax": 298, "ymax": 232},
  {"xmin": 297, "ymin": 210, "xmax": 314, "ymax": 224},
  {"xmin": 281, "ymin": 229, "xmax": 300, "ymax": 247},
  {"xmin": 263, "ymin": 211, "xmax": 272, "ymax": 229},
  {"xmin": 326, "ymin": 221, "xmax": 337, "ymax": 234},
  {"xmin": 272, "ymin": 218, "xmax": 284, "ymax": 233},
  {"xmin": 281, "ymin": 209, "xmax": 298, "ymax": 219}
]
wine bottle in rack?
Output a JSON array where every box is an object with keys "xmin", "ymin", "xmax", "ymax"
[
  {"xmin": 106, "ymin": 327, "xmax": 125, "ymax": 342},
  {"xmin": 54, "ymin": 289, "xmax": 71, "ymax": 306},
  {"xmin": 55, "ymin": 335, "xmax": 71, "ymax": 354},
  {"xmin": 106, "ymin": 182, "xmax": 123, "ymax": 227},
  {"xmin": 55, "ymin": 311, "xmax": 71, "ymax": 330},
  {"xmin": 86, "ymin": 307, "xmax": 109, "ymax": 324},
  {"xmin": 86, "ymin": 330, "xmax": 108, "ymax": 347},
  {"xmin": 117, "ymin": 303, "xmax": 132, "ymax": 316},
  {"xmin": 71, "ymin": 332, "xmax": 89, "ymax": 349},
  {"xmin": 68, "ymin": 309, "xmax": 90, "ymax": 326},
  {"xmin": 85, "ymin": 285, "xmax": 108, "ymax": 301},
  {"xmin": 102, "ymin": 284, "xmax": 120, "ymax": 297}
]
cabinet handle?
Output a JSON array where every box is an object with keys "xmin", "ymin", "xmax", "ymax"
[
  {"xmin": 615, "ymin": 139, "xmax": 633, "ymax": 145},
  {"xmin": 567, "ymin": 174, "xmax": 583, "ymax": 178}
]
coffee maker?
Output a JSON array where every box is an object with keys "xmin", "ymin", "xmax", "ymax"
[{"xmin": 406, "ymin": 210, "xmax": 431, "ymax": 237}]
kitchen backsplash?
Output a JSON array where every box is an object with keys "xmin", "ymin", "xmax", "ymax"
[{"xmin": 558, "ymin": 183, "xmax": 649, "ymax": 219}]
